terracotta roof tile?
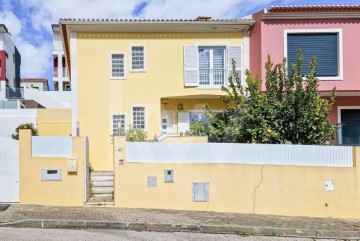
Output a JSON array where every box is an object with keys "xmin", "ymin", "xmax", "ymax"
[
  {"xmin": 268, "ymin": 5, "xmax": 360, "ymax": 12},
  {"xmin": 59, "ymin": 17, "xmax": 253, "ymax": 22},
  {"xmin": 22, "ymin": 78, "xmax": 48, "ymax": 83}
]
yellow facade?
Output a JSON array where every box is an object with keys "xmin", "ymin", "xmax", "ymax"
[
  {"xmin": 37, "ymin": 109, "xmax": 72, "ymax": 136},
  {"xmin": 19, "ymin": 130, "xmax": 85, "ymax": 206},
  {"xmin": 76, "ymin": 32, "xmax": 242, "ymax": 170},
  {"xmin": 114, "ymin": 137, "xmax": 360, "ymax": 219}
]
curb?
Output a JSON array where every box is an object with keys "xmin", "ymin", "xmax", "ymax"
[{"xmin": 1, "ymin": 219, "xmax": 360, "ymax": 240}]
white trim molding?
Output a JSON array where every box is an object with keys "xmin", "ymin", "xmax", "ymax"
[
  {"xmin": 337, "ymin": 106, "xmax": 360, "ymax": 124},
  {"xmin": 70, "ymin": 32, "xmax": 78, "ymax": 136},
  {"xmin": 283, "ymin": 29, "xmax": 343, "ymax": 81},
  {"xmin": 130, "ymin": 44, "xmax": 146, "ymax": 72},
  {"xmin": 242, "ymin": 31, "xmax": 250, "ymax": 87},
  {"xmin": 337, "ymin": 106, "xmax": 360, "ymax": 145},
  {"xmin": 109, "ymin": 51, "xmax": 126, "ymax": 80}
]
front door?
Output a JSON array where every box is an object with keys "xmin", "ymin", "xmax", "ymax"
[{"xmin": 161, "ymin": 111, "xmax": 174, "ymax": 134}]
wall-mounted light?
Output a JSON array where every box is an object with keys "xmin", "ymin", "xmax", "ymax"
[{"xmin": 177, "ymin": 103, "xmax": 183, "ymax": 110}]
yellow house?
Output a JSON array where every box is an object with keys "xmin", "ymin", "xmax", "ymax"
[{"xmin": 59, "ymin": 17, "xmax": 253, "ymax": 201}]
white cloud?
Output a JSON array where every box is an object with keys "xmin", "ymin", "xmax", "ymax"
[
  {"xmin": 2, "ymin": 0, "xmax": 284, "ymax": 80},
  {"xmin": 0, "ymin": 11, "xmax": 22, "ymax": 38},
  {"xmin": 20, "ymin": 0, "xmax": 275, "ymax": 33},
  {"xmin": 16, "ymin": 40, "xmax": 52, "ymax": 77}
]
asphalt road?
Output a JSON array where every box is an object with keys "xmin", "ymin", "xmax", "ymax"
[{"xmin": 0, "ymin": 228, "xmax": 339, "ymax": 241}]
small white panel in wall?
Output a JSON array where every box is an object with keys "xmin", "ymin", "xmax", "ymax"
[
  {"xmin": 192, "ymin": 182, "xmax": 209, "ymax": 202},
  {"xmin": 41, "ymin": 169, "xmax": 62, "ymax": 181},
  {"xmin": 147, "ymin": 176, "xmax": 157, "ymax": 188},
  {"xmin": 325, "ymin": 180, "xmax": 334, "ymax": 191},
  {"xmin": 67, "ymin": 158, "xmax": 77, "ymax": 173}
]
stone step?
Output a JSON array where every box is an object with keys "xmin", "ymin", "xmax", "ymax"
[
  {"xmin": 91, "ymin": 193, "xmax": 113, "ymax": 198},
  {"xmin": 91, "ymin": 187, "xmax": 114, "ymax": 194},
  {"xmin": 90, "ymin": 175, "xmax": 114, "ymax": 181},
  {"xmin": 86, "ymin": 196, "xmax": 114, "ymax": 206},
  {"xmin": 90, "ymin": 171, "xmax": 114, "ymax": 176},
  {"xmin": 90, "ymin": 180, "xmax": 114, "ymax": 187}
]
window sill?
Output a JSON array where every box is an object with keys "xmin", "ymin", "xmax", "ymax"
[
  {"xmin": 196, "ymin": 86, "xmax": 222, "ymax": 90},
  {"xmin": 110, "ymin": 77, "xmax": 126, "ymax": 80},
  {"xmin": 318, "ymin": 76, "xmax": 343, "ymax": 81},
  {"xmin": 130, "ymin": 69, "xmax": 146, "ymax": 73}
]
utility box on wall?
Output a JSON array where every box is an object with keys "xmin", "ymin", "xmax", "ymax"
[
  {"xmin": 41, "ymin": 169, "xmax": 62, "ymax": 181},
  {"xmin": 164, "ymin": 169, "xmax": 174, "ymax": 182},
  {"xmin": 67, "ymin": 158, "xmax": 77, "ymax": 173}
]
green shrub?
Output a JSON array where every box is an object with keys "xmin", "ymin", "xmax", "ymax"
[
  {"xmin": 12, "ymin": 123, "xmax": 38, "ymax": 140},
  {"xmin": 186, "ymin": 120, "xmax": 209, "ymax": 136}
]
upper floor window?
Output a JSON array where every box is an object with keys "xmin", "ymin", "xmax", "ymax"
[
  {"xmin": 111, "ymin": 53, "xmax": 125, "ymax": 79},
  {"xmin": 131, "ymin": 46, "xmax": 145, "ymax": 71},
  {"xmin": 184, "ymin": 45, "xmax": 242, "ymax": 88},
  {"xmin": 198, "ymin": 47, "xmax": 225, "ymax": 86},
  {"xmin": 285, "ymin": 30, "xmax": 343, "ymax": 80}
]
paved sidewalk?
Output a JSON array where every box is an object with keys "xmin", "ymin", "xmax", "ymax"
[{"xmin": 1, "ymin": 205, "xmax": 360, "ymax": 239}]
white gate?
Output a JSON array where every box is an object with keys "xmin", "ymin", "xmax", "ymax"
[{"xmin": 0, "ymin": 136, "xmax": 19, "ymax": 202}]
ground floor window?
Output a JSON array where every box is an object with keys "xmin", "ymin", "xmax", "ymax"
[
  {"xmin": 189, "ymin": 112, "xmax": 210, "ymax": 124},
  {"xmin": 112, "ymin": 114, "xmax": 126, "ymax": 136},
  {"xmin": 132, "ymin": 106, "xmax": 146, "ymax": 130},
  {"xmin": 340, "ymin": 108, "xmax": 360, "ymax": 145}
]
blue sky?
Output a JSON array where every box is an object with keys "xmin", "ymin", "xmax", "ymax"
[{"xmin": 0, "ymin": 0, "xmax": 359, "ymax": 90}]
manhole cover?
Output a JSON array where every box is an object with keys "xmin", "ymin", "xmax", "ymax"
[{"xmin": 0, "ymin": 204, "xmax": 10, "ymax": 211}]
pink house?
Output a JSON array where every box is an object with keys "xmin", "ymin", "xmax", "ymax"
[{"xmin": 250, "ymin": 5, "xmax": 360, "ymax": 144}]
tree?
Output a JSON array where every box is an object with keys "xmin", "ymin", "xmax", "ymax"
[
  {"xmin": 205, "ymin": 51, "xmax": 337, "ymax": 144},
  {"xmin": 12, "ymin": 123, "xmax": 38, "ymax": 140}
]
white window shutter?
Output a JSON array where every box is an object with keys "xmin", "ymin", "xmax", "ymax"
[
  {"xmin": 184, "ymin": 46, "xmax": 199, "ymax": 86},
  {"xmin": 178, "ymin": 112, "xmax": 190, "ymax": 133},
  {"xmin": 227, "ymin": 46, "xmax": 242, "ymax": 85}
]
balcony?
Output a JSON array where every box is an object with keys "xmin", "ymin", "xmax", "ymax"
[
  {"xmin": 62, "ymin": 67, "xmax": 68, "ymax": 78},
  {"xmin": 6, "ymin": 87, "xmax": 24, "ymax": 99},
  {"xmin": 53, "ymin": 67, "xmax": 58, "ymax": 77},
  {"xmin": 336, "ymin": 124, "xmax": 360, "ymax": 145},
  {"xmin": 199, "ymin": 69, "xmax": 225, "ymax": 86}
]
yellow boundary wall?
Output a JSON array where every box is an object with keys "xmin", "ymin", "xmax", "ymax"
[
  {"xmin": 114, "ymin": 137, "xmax": 360, "ymax": 219},
  {"xmin": 19, "ymin": 130, "xmax": 85, "ymax": 206}
]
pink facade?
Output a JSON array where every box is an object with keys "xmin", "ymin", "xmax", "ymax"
[
  {"xmin": 250, "ymin": 7, "xmax": 360, "ymax": 126},
  {"xmin": 251, "ymin": 11, "xmax": 360, "ymax": 92}
]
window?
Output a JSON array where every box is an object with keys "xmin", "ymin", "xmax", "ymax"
[
  {"xmin": 192, "ymin": 183, "xmax": 209, "ymax": 202},
  {"xmin": 189, "ymin": 112, "xmax": 210, "ymax": 124},
  {"xmin": 199, "ymin": 47, "xmax": 225, "ymax": 85},
  {"xmin": 338, "ymin": 108, "xmax": 360, "ymax": 145},
  {"xmin": 112, "ymin": 114, "xmax": 126, "ymax": 135},
  {"xmin": 131, "ymin": 46, "xmax": 145, "ymax": 71},
  {"xmin": 184, "ymin": 45, "xmax": 241, "ymax": 87},
  {"xmin": 285, "ymin": 30, "xmax": 342, "ymax": 80},
  {"xmin": 132, "ymin": 106, "xmax": 145, "ymax": 130},
  {"xmin": 111, "ymin": 53, "xmax": 125, "ymax": 78}
]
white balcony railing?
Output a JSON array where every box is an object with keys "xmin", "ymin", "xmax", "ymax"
[{"xmin": 199, "ymin": 69, "xmax": 225, "ymax": 86}]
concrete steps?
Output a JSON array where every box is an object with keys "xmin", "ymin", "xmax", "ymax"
[{"xmin": 88, "ymin": 171, "xmax": 114, "ymax": 204}]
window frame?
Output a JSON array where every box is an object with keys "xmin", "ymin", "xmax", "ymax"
[
  {"xmin": 110, "ymin": 52, "xmax": 126, "ymax": 80},
  {"xmin": 111, "ymin": 113, "xmax": 127, "ymax": 136},
  {"xmin": 130, "ymin": 45, "xmax": 146, "ymax": 72},
  {"xmin": 131, "ymin": 105, "xmax": 147, "ymax": 131},
  {"xmin": 283, "ymin": 29, "xmax": 343, "ymax": 81},
  {"xmin": 337, "ymin": 106, "xmax": 360, "ymax": 145},
  {"xmin": 198, "ymin": 46, "xmax": 226, "ymax": 87}
]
